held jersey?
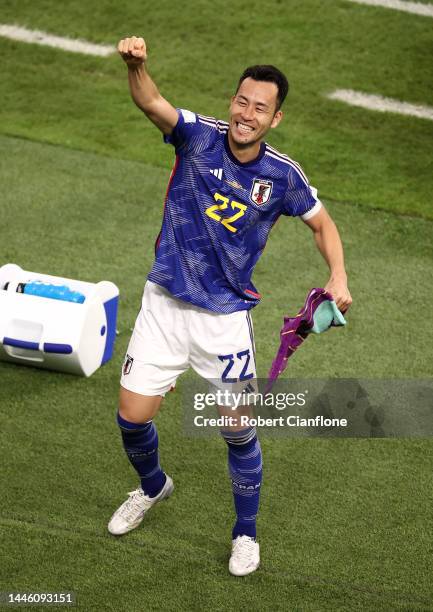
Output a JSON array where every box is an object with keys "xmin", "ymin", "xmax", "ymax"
[{"xmin": 147, "ymin": 108, "xmax": 322, "ymax": 314}]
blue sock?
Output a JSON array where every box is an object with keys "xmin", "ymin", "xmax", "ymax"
[
  {"xmin": 117, "ymin": 413, "xmax": 166, "ymax": 498},
  {"xmin": 221, "ymin": 427, "xmax": 262, "ymax": 540}
]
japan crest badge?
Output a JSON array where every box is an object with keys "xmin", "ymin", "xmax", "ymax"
[{"xmin": 250, "ymin": 179, "xmax": 273, "ymax": 206}]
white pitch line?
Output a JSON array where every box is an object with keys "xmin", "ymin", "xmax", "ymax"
[
  {"xmin": 0, "ymin": 24, "xmax": 114, "ymax": 57},
  {"xmin": 327, "ymin": 89, "xmax": 433, "ymax": 121},
  {"xmin": 347, "ymin": 0, "xmax": 433, "ymax": 17}
]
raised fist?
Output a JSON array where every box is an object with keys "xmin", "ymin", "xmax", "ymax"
[{"xmin": 117, "ymin": 36, "xmax": 147, "ymax": 65}]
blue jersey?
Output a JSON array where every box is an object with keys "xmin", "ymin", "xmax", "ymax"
[{"xmin": 148, "ymin": 108, "xmax": 322, "ymax": 314}]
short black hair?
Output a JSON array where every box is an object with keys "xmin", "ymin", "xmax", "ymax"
[{"xmin": 236, "ymin": 65, "xmax": 289, "ymax": 111}]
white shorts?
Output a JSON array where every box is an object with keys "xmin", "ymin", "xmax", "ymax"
[{"xmin": 120, "ymin": 281, "xmax": 257, "ymax": 397}]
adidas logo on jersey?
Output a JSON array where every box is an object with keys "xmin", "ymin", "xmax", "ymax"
[{"xmin": 210, "ymin": 168, "xmax": 223, "ymax": 180}]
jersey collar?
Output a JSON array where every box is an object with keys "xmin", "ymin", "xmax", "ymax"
[{"xmin": 224, "ymin": 133, "xmax": 266, "ymax": 167}]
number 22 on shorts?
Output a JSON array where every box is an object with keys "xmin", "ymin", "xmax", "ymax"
[{"xmin": 218, "ymin": 349, "xmax": 253, "ymax": 382}]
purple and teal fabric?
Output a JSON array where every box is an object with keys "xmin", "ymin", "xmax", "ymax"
[{"xmin": 266, "ymin": 288, "xmax": 346, "ymax": 391}]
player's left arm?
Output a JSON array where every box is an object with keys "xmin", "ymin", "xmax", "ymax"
[{"xmin": 302, "ymin": 206, "xmax": 352, "ymax": 313}]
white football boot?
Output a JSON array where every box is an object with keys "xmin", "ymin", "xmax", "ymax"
[
  {"xmin": 229, "ymin": 535, "xmax": 260, "ymax": 576},
  {"xmin": 108, "ymin": 475, "xmax": 174, "ymax": 535}
]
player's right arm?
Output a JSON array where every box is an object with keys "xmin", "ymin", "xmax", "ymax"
[{"xmin": 117, "ymin": 36, "xmax": 178, "ymax": 135}]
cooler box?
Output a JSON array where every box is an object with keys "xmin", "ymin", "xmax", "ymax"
[{"xmin": 0, "ymin": 263, "xmax": 119, "ymax": 377}]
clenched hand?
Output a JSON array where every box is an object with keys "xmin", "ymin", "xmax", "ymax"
[{"xmin": 118, "ymin": 36, "xmax": 147, "ymax": 66}]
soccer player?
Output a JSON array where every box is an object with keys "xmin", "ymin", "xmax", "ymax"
[{"xmin": 108, "ymin": 36, "xmax": 352, "ymax": 576}]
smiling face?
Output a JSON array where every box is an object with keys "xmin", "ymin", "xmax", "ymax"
[{"xmin": 229, "ymin": 77, "xmax": 283, "ymax": 148}]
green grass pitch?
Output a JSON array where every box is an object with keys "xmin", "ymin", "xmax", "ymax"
[{"xmin": 1, "ymin": 0, "xmax": 432, "ymax": 610}]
